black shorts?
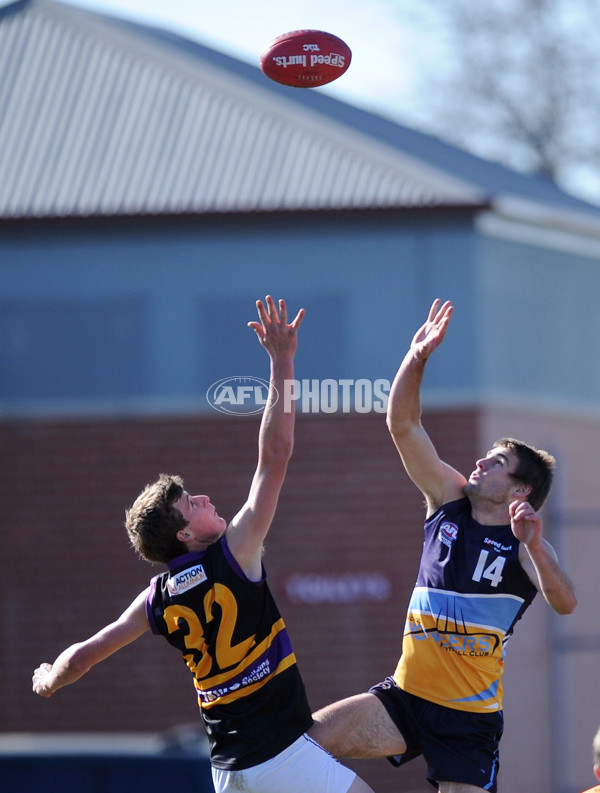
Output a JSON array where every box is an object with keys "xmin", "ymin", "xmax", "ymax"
[{"xmin": 369, "ymin": 677, "xmax": 504, "ymax": 791}]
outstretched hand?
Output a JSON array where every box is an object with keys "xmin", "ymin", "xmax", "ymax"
[
  {"xmin": 248, "ymin": 295, "xmax": 305, "ymax": 358},
  {"xmin": 509, "ymin": 500, "xmax": 543, "ymax": 550},
  {"xmin": 32, "ymin": 663, "xmax": 54, "ymax": 698},
  {"xmin": 411, "ymin": 299, "xmax": 453, "ymax": 361}
]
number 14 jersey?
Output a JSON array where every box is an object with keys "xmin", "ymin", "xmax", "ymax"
[{"xmin": 394, "ymin": 497, "xmax": 537, "ymax": 713}]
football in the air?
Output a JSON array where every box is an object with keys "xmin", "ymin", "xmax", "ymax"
[{"xmin": 259, "ymin": 30, "xmax": 351, "ymax": 88}]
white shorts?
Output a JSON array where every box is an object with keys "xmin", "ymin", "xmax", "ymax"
[{"xmin": 211, "ymin": 734, "xmax": 356, "ymax": 793}]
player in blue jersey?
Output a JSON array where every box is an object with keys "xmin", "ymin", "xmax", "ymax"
[
  {"xmin": 32, "ymin": 296, "xmax": 375, "ymax": 793},
  {"xmin": 310, "ymin": 298, "xmax": 577, "ymax": 793}
]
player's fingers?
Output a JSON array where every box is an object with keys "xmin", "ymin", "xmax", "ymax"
[
  {"xmin": 435, "ymin": 301, "xmax": 453, "ymax": 325},
  {"xmin": 278, "ymin": 298, "xmax": 288, "ymax": 325},
  {"xmin": 264, "ymin": 294, "xmax": 277, "ymax": 319},
  {"xmin": 427, "ymin": 298, "xmax": 441, "ymax": 322},
  {"xmin": 254, "ymin": 299, "xmax": 270, "ymax": 328},
  {"xmin": 247, "ymin": 321, "xmax": 265, "ymax": 339},
  {"xmin": 290, "ymin": 307, "xmax": 305, "ymax": 329}
]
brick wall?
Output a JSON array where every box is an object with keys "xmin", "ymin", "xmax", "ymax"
[{"xmin": 4, "ymin": 409, "xmax": 478, "ymax": 793}]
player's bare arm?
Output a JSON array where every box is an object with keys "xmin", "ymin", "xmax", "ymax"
[
  {"xmin": 225, "ymin": 296, "xmax": 304, "ymax": 580},
  {"xmin": 32, "ymin": 588, "xmax": 150, "ymax": 698},
  {"xmin": 511, "ymin": 500, "xmax": 577, "ymax": 615},
  {"xmin": 387, "ymin": 298, "xmax": 465, "ymax": 514}
]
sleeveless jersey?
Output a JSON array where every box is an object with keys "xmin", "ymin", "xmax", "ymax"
[
  {"xmin": 394, "ymin": 497, "xmax": 537, "ymax": 713},
  {"xmin": 146, "ymin": 537, "xmax": 313, "ymax": 769}
]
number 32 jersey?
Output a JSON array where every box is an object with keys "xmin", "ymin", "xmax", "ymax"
[
  {"xmin": 146, "ymin": 537, "xmax": 312, "ymax": 769},
  {"xmin": 394, "ymin": 497, "xmax": 537, "ymax": 713}
]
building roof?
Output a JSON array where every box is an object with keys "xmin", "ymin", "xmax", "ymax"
[{"xmin": 0, "ymin": 0, "xmax": 598, "ymax": 220}]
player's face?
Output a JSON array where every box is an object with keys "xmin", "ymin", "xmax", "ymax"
[
  {"xmin": 465, "ymin": 447, "xmax": 520, "ymax": 504},
  {"xmin": 174, "ymin": 491, "xmax": 227, "ymax": 545}
]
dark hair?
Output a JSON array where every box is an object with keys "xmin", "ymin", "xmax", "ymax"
[
  {"xmin": 125, "ymin": 473, "xmax": 189, "ymax": 564},
  {"xmin": 493, "ymin": 438, "xmax": 555, "ymax": 511}
]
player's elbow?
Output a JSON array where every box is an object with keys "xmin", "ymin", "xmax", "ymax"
[
  {"xmin": 386, "ymin": 413, "xmax": 413, "ymax": 444},
  {"xmin": 264, "ymin": 436, "xmax": 293, "ymax": 466},
  {"xmin": 386, "ymin": 412, "xmax": 399, "ymax": 436},
  {"xmin": 555, "ymin": 594, "xmax": 577, "ymax": 615},
  {"xmin": 67, "ymin": 644, "xmax": 96, "ymax": 676}
]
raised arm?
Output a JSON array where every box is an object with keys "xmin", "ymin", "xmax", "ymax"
[
  {"xmin": 32, "ymin": 588, "xmax": 150, "ymax": 698},
  {"xmin": 386, "ymin": 299, "xmax": 466, "ymax": 515},
  {"xmin": 226, "ymin": 296, "xmax": 304, "ymax": 579},
  {"xmin": 511, "ymin": 501, "xmax": 577, "ymax": 615}
]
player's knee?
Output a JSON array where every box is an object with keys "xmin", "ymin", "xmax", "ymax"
[{"xmin": 307, "ymin": 718, "xmax": 337, "ymax": 753}]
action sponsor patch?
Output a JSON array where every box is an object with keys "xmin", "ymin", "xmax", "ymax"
[{"xmin": 167, "ymin": 564, "xmax": 207, "ymax": 595}]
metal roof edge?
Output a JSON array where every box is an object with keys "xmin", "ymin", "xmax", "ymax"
[{"xmin": 0, "ymin": 202, "xmax": 491, "ymax": 229}]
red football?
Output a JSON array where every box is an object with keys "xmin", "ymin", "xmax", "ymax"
[{"xmin": 260, "ymin": 30, "xmax": 351, "ymax": 88}]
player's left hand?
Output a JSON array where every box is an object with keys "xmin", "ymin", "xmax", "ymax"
[
  {"xmin": 410, "ymin": 299, "xmax": 453, "ymax": 362},
  {"xmin": 509, "ymin": 500, "xmax": 542, "ymax": 550}
]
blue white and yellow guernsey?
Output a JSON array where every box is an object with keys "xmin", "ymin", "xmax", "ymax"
[
  {"xmin": 394, "ymin": 498, "xmax": 538, "ymax": 713},
  {"xmin": 146, "ymin": 537, "xmax": 312, "ymax": 770}
]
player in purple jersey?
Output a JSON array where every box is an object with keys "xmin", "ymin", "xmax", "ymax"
[
  {"xmin": 310, "ymin": 298, "xmax": 576, "ymax": 793},
  {"xmin": 32, "ymin": 296, "xmax": 375, "ymax": 793}
]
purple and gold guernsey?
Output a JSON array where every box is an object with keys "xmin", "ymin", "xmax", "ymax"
[
  {"xmin": 146, "ymin": 537, "xmax": 313, "ymax": 770},
  {"xmin": 394, "ymin": 497, "xmax": 538, "ymax": 713}
]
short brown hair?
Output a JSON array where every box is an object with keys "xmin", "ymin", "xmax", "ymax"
[
  {"xmin": 125, "ymin": 473, "xmax": 189, "ymax": 564},
  {"xmin": 493, "ymin": 438, "xmax": 555, "ymax": 511}
]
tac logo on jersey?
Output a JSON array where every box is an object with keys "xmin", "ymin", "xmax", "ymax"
[
  {"xmin": 167, "ymin": 564, "xmax": 207, "ymax": 595},
  {"xmin": 439, "ymin": 521, "xmax": 459, "ymax": 548}
]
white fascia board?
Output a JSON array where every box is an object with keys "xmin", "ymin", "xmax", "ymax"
[{"xmin": 477, "ymin": 195, "xmax": 600, "ymax": 259}]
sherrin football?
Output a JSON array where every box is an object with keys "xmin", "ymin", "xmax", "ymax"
[{"xmin": 260, "ymin": 30, "xmax": 351, "ymax": 88}]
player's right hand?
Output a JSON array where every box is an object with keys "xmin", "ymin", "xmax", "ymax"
[{"xmin": 32, "ymin": 662, "xmax": 54, "ymax": 697}]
